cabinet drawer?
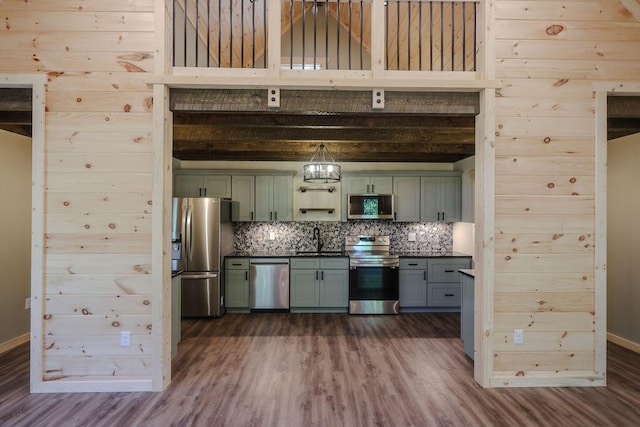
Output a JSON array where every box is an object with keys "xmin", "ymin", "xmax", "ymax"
[
  {"xmin": 399, "ymin": 258, "xmax": 427, "ymax": 270},
  {"xmin": 428, "ymin": 284, "xmax": 461, "ymax": 307},
  {"xmin": 225, "ymin": 258, "xmax": 249, "ymax": 270},
  {"xmin": 320, "ymin": 257, "xmax": 349, "ymax": 270},
  {"xmin": 290, "ymin": 258, "xmax": 320, "ymax": 269},
  {"xmin": 427, "ymin": 259, "xmax": 471, "ymax": 282}
]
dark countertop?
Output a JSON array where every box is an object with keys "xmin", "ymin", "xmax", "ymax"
[
  {"xmin": 227, "ymin": 251, "xmax": 347, "ymax": 258},
  {"xmin": 396, "ymin": 251, "xmax": 472, "ymax": 258},
  {"xmin": 459, "ymin": 269, "xmax": 475, "ymax": 278},
  {"xmin": 171, "ymin": 270, "xmax": 183, "ymax": 278},
  {"xmin": 226, "ymin": 251, "xmax": 471, "ymax": 258}
]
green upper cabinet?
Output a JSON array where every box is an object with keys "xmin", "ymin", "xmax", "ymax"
[
  {"xmin": 232, "ymin": 175, "xmax": 255, "ymax": 221},
  {"xmin": 255, "ymin": 175, "xmax": 293, "ymax": 221},
  {"xmin": 420, "ymin": 176, "xmax": 461, "ymax": 222},
  {"xmin": 392, "ymin": 176, "xmax": 420, "ymax": 222},
  {"xmin": 174, "ymin": 173, "xmax": 232, "ymax": 198},
  {"xmin": 346, "ymin": 176, "xmax": 393, "ymax": 194}
]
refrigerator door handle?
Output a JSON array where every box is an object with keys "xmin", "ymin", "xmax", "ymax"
[
  {"xmin": 182, "ymin": 272, "xmax": 219, "ymax": 280},
  {"xmin": 185, "ymin": 202, "xmax": 193, "ymax": 262}
]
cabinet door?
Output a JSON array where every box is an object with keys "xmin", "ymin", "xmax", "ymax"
[
  {"xmin": 290, "ymin": 269, "xmax": 318, "ymax": 307},
  {"xmin": 399, "ymin": 269, "xmax": 427, "ymax": 307},
  {"xmin": 319, "ymin": 269, "xmax": 348, "ymax": 307},
  {"xmin": 428, "ymin": 284, "xmax": 461, "ymax": 307},
  {"xmin": 272, "ymin": 175, "xmax": 293, "ymax": 221},
  {"xmin": 370, "ymin": 176, "xmax": 393, "ymax": 194},
  {"xmin": 202, "ymin": 175, "xmax": 232, "ymax": 198},
  {"xmin": 428, "ymin": 258, "xmax": 471, "ymax": 282},
  {"xmin": 439, "ymin": 176, "xmax": 461, "ymax": 222},
  {"xmin": 393, "ymin": 176, "xmax": 420, "ymax": 222},
  {"xmin": 345, "ymin": 176, "xmax": 370, "ymax": 194},
  {"xmin": 420, "ymin": 177, "xmax": 440, "ymax": 222},
  {"xmin": 232, "ymin": 175, "xmax": 255, "ymax": 221},
  {"xmin": 174, "ymin": 174, "xmax": 203, "ymax": 197},
  {"xmin": 225, "ymin": 269, "xmax": 249, "ymax": 308},
  {"xmin": 255, "ymin": 176, "xmax": 274, "ymax": 221}
]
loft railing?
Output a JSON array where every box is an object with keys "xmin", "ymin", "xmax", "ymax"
[{"xmin": 171, "ymin": 0, "xmax": 478, "ymax": 73}]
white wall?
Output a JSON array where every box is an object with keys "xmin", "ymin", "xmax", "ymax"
[
  {"xmin": 607, "ymin": 132, "xmax": 640, "ymax": 345},
  {"xmin": 0, "ymin": 130, "xmax": 31, "ymax": 346}
]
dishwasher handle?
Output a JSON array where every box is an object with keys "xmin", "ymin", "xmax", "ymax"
[{"xmin": 250, "ymin": 258, "xmax": 290, "ymax": 265}]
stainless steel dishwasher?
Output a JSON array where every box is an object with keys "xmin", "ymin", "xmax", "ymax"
[{"xmin": 249, "ymin": 258, "xmax": 290, "ymax": 310}]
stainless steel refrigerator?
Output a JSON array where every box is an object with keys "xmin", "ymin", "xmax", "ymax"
[{"xmin": 172, "ymin": 198, "xmax": 234, "ymax": 317}]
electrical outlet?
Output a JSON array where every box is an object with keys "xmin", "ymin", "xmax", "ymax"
[
  {"xmin": 513, "ymin": 329, "xmax": 524, "ymax": 345},
  {"xmin": 120, "ymin": 331, "xmax": 131, "ymax": 347},
  {"xmin": 269, "ymin": 232, "xmax": 275, "ymax": 240},
  {"xmin": 408, "ymin": 233, "xmax": 416, "ymax": 242},
  {"xmin": 25, "ymin": 297, "xmax": 31, "ymax": 310}
]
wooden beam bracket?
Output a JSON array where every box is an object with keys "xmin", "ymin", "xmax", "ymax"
[
  {"xmin": 268, "ymin": 88, "xmax": 280, "ymax": 108},
  {"xmin": 373, "ymin": 89, "xmax": 385, "ymax": 109}
]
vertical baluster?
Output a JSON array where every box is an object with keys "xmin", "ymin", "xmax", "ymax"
[
  {"xmin": 385, "ymin": 0, "xmax": 388, "ymax": 70},
  {"xmin": 184, "ymin": 0, "xmax": 187, "ymax": 66},
  {"xmin": 473, "ymin": 1, "xmax": 477, "ymax": 71},
  {"xmin": 396, "ymin": 1, "xmax": 399, "ymax": 70},
  {"xmin": 207, "ymin": 0, "xmax": 211, "ymax": 67},
  {"xmin": 348, "ymin": 0, "xmax": 352, "ymax": 70},
  {"xmin": 451, "ymin": 1, "xmax": 455, "ymax": 71},
  {"xmin": 408, "ymin": 1, "xmax": 411, "ymax": 70},
  {"xmin": 290, "ymin": 0, "xmax": 294, "ymax": 69},
  {"xmin": 195, "ymin": 0, "xmax": 199, "ymax": 66},
  {"xmin": 418, "ymin": 0, "xmax": 422, "ymax": 71},
  {"xmin": 230, "ymin": 0, "xmax": 233, "ymax": 67},
  {"xmin": 337, "ymin": 0, "xmax": 341, "ymax": 69},
  {"xmin": 440, "ymin": 1, "xmax": 443, "ymax": 71},
  {"xmin": 462, "ymin": 1, "xmax": 466, "ymax": 72},
  {"xmin": 325, "ymin": 0, "xmax": 329, "ymax": 69},
  {"xmin": 429, "ymin": 1, "xmax": 433, "ymax": 71},
  {"xmin": 251, "ymin": 0, "xmax": 255, "ymax": 68},
  {"xmin": 360, "ymin": 0, "xmax": 363, "ymax": 70},
  {"xmin": 241, "ymin": 0, "xmax": 245, "ymax": 68},
  {"xmin": 314, "ymin": 0, "xmax": 317, "ymax": 69},
  {"xmin": 218, "ymin": 0, "xmax": 222, "ymax": 67},
  {"xmin": 302, "ymin": 0, "xmax": 306, "ymax": 68}
]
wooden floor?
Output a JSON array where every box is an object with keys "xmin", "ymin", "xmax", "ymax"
[{"xmin": 2, "ymin": 313, "xmax": 640, "ymax": 426}]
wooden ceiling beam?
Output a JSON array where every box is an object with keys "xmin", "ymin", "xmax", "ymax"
[{"xmin": 171, "ymin": 89, "xmax": 479, "ymax": 115}]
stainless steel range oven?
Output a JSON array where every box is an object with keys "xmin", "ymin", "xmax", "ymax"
[{"xmin": 345, "ymin": 235, "xmax": 399, "ymax": 314}]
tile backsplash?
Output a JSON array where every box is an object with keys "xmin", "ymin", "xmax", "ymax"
[{"xmin": 233, "ymin": 221, "xmax": 453, "ymax": 253}]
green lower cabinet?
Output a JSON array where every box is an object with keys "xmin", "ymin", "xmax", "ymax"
[
  {"xmin": 319, "ymin": 269, "xmax": 349, "ymax": 307},
  {"xmin": 290, "ymin": 257, "xmax": 349, "ymax": 312},
  {"xmin": 290, "ymin": 269, "xmax": 319, "ymax": 307},
  {"xmin": 225, "ymin": 258, "xmax": 250, "ymax": 312}
]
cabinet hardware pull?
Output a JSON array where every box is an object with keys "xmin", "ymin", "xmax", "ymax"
[
  {"xmin": 232, "ymin": 263, "xmax": 242, "ymax": 266},
  {"xmin": 372, "ymin": 184, "xmax": 375, "ymax": 192},
  {"xmin": 245, "ymin": 271, "xmax": 248, "ymax": 280},
  {"xmin": 442, "ymin": 212, "xmax": 445, "ymax": 221},
  {"xmin": 445, "ymin": 270, "xmax": 455, "ymax": 273},
  {"xmin": 270, "ymin": 212, "xmax": 273, "ymax": 220},
  {"xmin": 394, "ymin": 212, "xmax": 397, "ymax": 220},
  {"xmin": 275, "ymin": 212, "xmax": 277, "ymax": 221},
  {"xmin": 409, "ymin": 263, "xmax": 417, "ymax": 266},
  {"xmin": 321, "ymin": 271, "xmax": 324, "ymax": 280},
  {"xmin": 445, "ymin": 293, "xmax": 454, "ymax": 297},
  {"xmin": 316, "ymin": 271, "xmax": 319, "ymax": 280},
  {"xmin": 251, "ymin": 211, "xmax": 254, "ymax": 221},
  {"xmin": 204, "ymin": 188, "xmax": 207, "ymax": 197},
  {"xmin": 199, "ymin": 188, "xmax": 202, "ymax": 197}
]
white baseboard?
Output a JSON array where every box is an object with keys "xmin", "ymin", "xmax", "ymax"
[
  {"xmin": 608, "ymin": 332, "xmax": 640, "ymax": 354},
  {"xmin": 0, "ymin": 333, "xmax": 30, "ymax": 354}
]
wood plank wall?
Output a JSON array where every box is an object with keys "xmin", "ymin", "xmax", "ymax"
[
  {"xmin": 493, "ymin": 0, "xmax": 640, "ymax": 385},
  {"xmin": 0, "ymin": 0, "xmax": 156, "ymax": 388}
]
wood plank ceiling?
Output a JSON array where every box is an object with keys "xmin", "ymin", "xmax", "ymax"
[{"xmin": 171, "ymin": 89, "xmax": 479, "ymax": 163}]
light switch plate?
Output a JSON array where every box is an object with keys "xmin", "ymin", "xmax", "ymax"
[
  {"xmin": 408, "ymin": 233, "xmax": 416, "ymax": 242},
  {"xmin": 120, "ymin": 331, "xmax": 131, "ymax": 347},
  {"xmin": 514, "ymin": 329, "xmax": 524, "ymax": 345},
  {"xmin": 269, "ymin": 232, "xmax": 275, "ymax": 240}
]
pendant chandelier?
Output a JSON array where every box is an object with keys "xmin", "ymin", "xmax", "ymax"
[{"xmin": 303, "ymin": 144, "xmax": 341, "ymax": 183}]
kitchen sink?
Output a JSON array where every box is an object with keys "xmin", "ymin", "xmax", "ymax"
[{"xmin": 295, "ymin": 251, "xmax": 345, "ymax": 256}]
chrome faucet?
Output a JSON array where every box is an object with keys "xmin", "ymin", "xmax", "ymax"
[{"xmin": 313, "ymin": 226, "xmax": 323, "ymax": 252}]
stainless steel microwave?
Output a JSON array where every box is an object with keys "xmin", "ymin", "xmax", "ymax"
[{"xmin": 347, "ymin": 194, "xmax": 395, "ymax": 220}]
